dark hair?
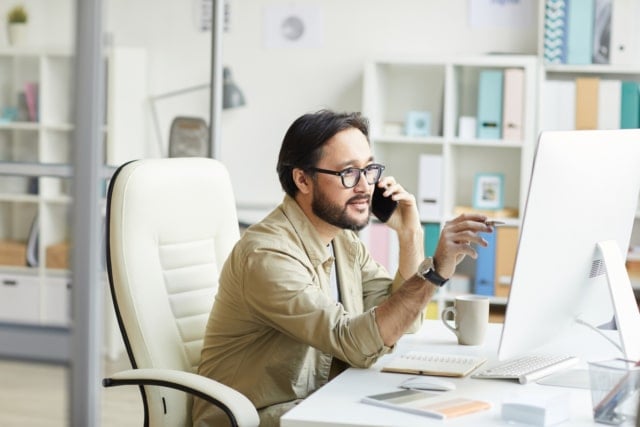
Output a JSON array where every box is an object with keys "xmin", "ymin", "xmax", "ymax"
[{"xmin": 276, "ymin": 109, "xmax": 369, "ymax": 197}]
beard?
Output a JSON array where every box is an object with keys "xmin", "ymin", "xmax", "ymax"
[{"xmin": 311, "ymin": 187, "xmax": 371, "ymax": 231}]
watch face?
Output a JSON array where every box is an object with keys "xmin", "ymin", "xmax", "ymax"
[{"xmin": 419, "ymin": 258, "xmax": 434, "ymax": 275}]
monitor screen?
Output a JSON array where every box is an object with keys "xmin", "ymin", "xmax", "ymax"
[{"xmin": 498, "ymin": 129, "xmax": 640, "ymax": 361}]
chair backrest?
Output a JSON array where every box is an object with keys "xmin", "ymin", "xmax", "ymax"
[{"xmin": 106, "ymin": 157, "xmax": 240, "ymax": 425}]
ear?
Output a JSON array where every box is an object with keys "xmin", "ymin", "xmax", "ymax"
[{"xmin": 293, "ymin": 168, "xmax": 312, "ymax": 195}]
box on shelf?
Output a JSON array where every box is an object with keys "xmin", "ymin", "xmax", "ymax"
[
  {"xmin": 0, "ymin": 240, "xmax": 27, "ymax": 266},
  {"xmin": 46, "ymin": 241, "xmax": 71, "ymax": 269}
]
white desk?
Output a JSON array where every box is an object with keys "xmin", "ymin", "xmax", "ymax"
[{"xmin": 281, "ymin": 320, "xmax": 630, "ymax": 426}]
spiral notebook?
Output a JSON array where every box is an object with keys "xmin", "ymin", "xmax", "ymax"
[{"xmin": 381, "ymin": 351, "xmax": 486, "ymax": 377}]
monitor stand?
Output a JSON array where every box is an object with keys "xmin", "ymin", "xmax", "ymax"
[
  {"xmin": 538, "ymin": 241, "xmax": 640, "ymax": 389},
  {"xmin": 597, "ymin": 240, "xmax": 640, "ymax": 361}
]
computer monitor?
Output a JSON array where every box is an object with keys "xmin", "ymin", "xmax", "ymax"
[{"xmin": 498, "ymin": 129, "xmax": 640, "ymax": 362}]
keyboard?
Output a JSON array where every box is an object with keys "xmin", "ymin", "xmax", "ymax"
[
  {"xmin": 472, "ymin": 354, "xmax": 580, "ymax": 384},
  {"xmin": 381, "ymin": 351, "xmax": 487, "ymax": 377}
]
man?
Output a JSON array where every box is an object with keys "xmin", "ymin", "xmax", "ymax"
[{"xmin": 193, "ymin": 110, "xmax": 492, "ymax": 426}]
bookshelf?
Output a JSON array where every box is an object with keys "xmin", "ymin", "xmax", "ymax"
[
  {"xmin": 0, "ymin": 46, "xmax": 145, "ymax": 359},
  {"xmin": 537, "ymin": 0, "xmax": 640, "ymax": 297},
  {"xmin": 361, "ymin": 55, "xmax": 538, "ymax": 318}
]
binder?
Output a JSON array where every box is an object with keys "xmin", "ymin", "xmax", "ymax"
[
  {"xmin": 502, "ymin": 68, "xmax": 525, "ymax": 141},
  {"xmin": 543, "ymin": 0, "xmax": 568, "ymax": 64},
  {"xmin": 423, "ymin": 223, "xmax": 440, "ymax": 258},
  {"xmin": 494, "ymin": 226, "xmax": 519, "ymax": 298},
  {"xmin": 592, "ymin": 0, "xmax": 612, "ymax": 64},
  {"xmin": 540, "ymin": 79, "xmax": 576, "ymax": 131},
  {"xmin": 367, "ymin": 222, "xmax": 390, "ymax": 270},
  {"xmin": 24, "ymin": 82, "xmax": 39, "ymax": 122},
  {"xmin": 575, "ymin": 77, "xmax": 599, "ymax": 130},
  {"xmin": 620, "ymin": 81, "xmax": 640, "ymax": 129},
  {"xmin": 566, "ymin": 0, "xmax": 595, "ymax": 64},
  {"xmin": 597, "ymin": 79, "xmax": 621, "ymax": 129},
  {"xmin": 610, "ymin": 0, "xmax": 640, "ymax": 65},
  {"xmin": 474, "ymin": 231, "xmax": 496, "ymax": 296},
  {"xmin": 417, "ymin": 154, "xmax": 443, "ymax": 221},
  {"xmin": 476, "ymin": 70, "xmax": 503, "ymax": 139}
]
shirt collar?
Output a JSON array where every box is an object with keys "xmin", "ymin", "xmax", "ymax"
[{"xmin": 281, "ymin": 194, "xmax": 333, "ymax": 267}]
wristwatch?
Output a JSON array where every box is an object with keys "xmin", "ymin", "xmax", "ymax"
[{"xmin": 417, "ymin": 257, "xmax": 449, "ymax": 287}]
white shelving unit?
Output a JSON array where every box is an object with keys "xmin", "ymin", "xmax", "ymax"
[
  {"xmin": 536, "ymin": 2, "xmax": 640, "ymax": 294},
  {"xmin": 0, "ymin": 46, "xmax": 145, "ymax": 361},
  {"xmin": 362, "ymin": 55, "xmax": 538, "ymax": 315}
]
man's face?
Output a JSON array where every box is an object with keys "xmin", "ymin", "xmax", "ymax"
[{"xmin": 310, "ymin": 128, "xmax": 374, "ymax": 231}]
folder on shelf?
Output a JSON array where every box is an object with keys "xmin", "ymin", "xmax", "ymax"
[
  {"xmin": 540, "ymin": 79, "xmax": 576, "ymax": 131},
  {"xmin": 597, "ymin": 79, "xmax": 622, "ymax": 129},
  {"xmin": 543, "ymin": 0, "xmax": 568, "ymax": 64},
  {"xmin": 566, "ymin": 0, "xmax": 595, "ymax": 64},
  {"xmin": 575, "ymin": 77, "xmax": 599, "ymax": 130},
  {"xmin": 502, "ymin": 68, "xmax": 525, "ymax": 141},
  {"xmin": 423, "ymin": 222, "xmax": 440, "ymax": 258},
  {"xmin": 474, "ymin": 230, "xmax": 496, "ymax": 296},
  {"xmin": 23, "ymin": 82, "xmax": 39, "ymax": 122},
  {"xmin": 476, "ymin": 70, "xmax": 503, "ymax": 140},
  {"xmin": 620, "ymin": 81, "xmax": 640, "ymax": 129},
  {"xmin": 417, "ymin": 154, "xmax": 443, "ymax": 222},
  {"xmin": 610, "ymin": 0, "xmax": 640, "ymax": 65},
  {"xmin": 494, "ymin": 226, "xmax": 519, "ymax": 298},
  {"xmin": 592, "ymin": 0, "xmax": 612, "ymax": 64},
  {"xmin": 366, "ymin": 222, "xmax": 390, "ymax": 270}
]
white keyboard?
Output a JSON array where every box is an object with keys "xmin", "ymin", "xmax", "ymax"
[{"xmin": 472, "ymin": 354, "xmax": 580, "ymax": 384}]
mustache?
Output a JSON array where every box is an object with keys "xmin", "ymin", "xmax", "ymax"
[{"xmin": 347, "ymin": 195, "xmax": 371, "ymax": 204}]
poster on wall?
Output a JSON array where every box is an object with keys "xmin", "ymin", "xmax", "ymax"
[
  {"xmin": 263, "ymin": 4, "xmax": 324, "ymax": 49},
  {"xmin": 469, "ymin": 0, "xmax": 535, "ymax": 29}
]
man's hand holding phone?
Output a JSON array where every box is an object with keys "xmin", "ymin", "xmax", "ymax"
[{"xmin": 370, "ymin": 177, "xmax": 420, "ymax": 233}]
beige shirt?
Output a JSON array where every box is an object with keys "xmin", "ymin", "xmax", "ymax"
[{"xmin": 193, "ymin": 195, "xmax": 414, "ymax": 424}]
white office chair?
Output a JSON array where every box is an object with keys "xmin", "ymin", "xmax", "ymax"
[{"xmin": 102, "ymin": 157, "xmax": 259, "ymax": 427}]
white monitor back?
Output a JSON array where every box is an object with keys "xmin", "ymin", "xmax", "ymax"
[{"xmin": 498, "ymin": 130, "xmax": 640, "ymax": 361}]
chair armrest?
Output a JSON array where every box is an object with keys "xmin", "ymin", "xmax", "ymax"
[{"xmin": 103, "ymin": 368, "xmax": 259, "ymax": 427}]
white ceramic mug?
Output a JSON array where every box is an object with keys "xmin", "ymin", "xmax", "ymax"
[{"xmin": 441, "ymin": 295, "xmax": 489, "ymax": 345}]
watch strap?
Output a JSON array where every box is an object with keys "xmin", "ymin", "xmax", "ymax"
[{"xmin": 417, "ymin": 257, "xmax": 449, "ymax": 287}]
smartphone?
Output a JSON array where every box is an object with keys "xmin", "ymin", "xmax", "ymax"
[{"xmin": 371, "ymin": 185, "xmax": 398, "ymax": 222}]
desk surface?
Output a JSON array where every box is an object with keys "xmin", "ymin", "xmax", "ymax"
[{"xmin": 281, "ymin": 320, "xmax": 630, "ymax": 427}]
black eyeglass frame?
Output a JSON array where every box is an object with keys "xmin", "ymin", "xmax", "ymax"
[{"xmin": 308, "ymin": 163, "xmax": 386, "ymax": 189}]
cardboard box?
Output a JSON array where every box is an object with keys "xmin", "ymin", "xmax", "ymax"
[
  {"xmin": 46, "ymin": 241, "xmax": 71, "ymax": 269},
  {"xmin": 0, "ymin": 240, "xmax": 27, "ymax": 266}
]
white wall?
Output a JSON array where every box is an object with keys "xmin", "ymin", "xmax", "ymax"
[
  {"xmin": 220, "ymin": 0, "xmax": 538, "ymax": 207},
  {"xmin": 8, "ymin": 0, "xmax": 539, "ymax": 209}
]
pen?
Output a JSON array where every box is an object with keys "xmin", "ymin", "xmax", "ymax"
[
  {"xmin": 593, "ymin": 359, "xmax": 640, "ymax": 420},
  {"xmin": 485, "ymin": 220, "xmax": 505, "ymax": 227}
]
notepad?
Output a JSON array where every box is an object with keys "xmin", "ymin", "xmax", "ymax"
[
  {"xmin": 381, "ymin": 351, "xmax": 486, "ymax": 377},
  {"xmin": 362, "ymin": 389, "xmax": 491, "ymax": 419}
]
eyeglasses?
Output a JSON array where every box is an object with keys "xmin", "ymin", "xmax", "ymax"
[{"xmin": 309, "ymin": 163, "xmax": 385, "ymax": 189}]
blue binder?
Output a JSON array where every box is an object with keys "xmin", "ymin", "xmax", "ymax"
[
  {"xmin": 620, "ymin": 81, "xmax": 640, "ymax": 129},
  {"xmin": 566, "ymin": 0, "xmax": 595, "ymax": 64},
  {"xmin": 476, "ymin": 70, "xmax": 503, "ymax": 140},
  {"xmin": 543, "ymin": 0, "xmax": 568, "ymax": 64},
  {"xmin": 423, "ymin": 223, "xmax": 440, "ymax": 258},
  {"xmin": 474, "ymin": 231, "xmax": 496, "ymax": 296}
]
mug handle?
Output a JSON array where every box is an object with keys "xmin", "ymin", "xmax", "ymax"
[{"xmin": 441, "ymin": 306, "xmax": 458, "ymax": 335}]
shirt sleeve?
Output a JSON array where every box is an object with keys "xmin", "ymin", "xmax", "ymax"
[{"xmin": 241, "ymin": 246, "xmax": 391, "ymax": 368}]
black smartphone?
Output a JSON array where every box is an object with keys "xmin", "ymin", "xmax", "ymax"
[{"xmin": 371, "ymin": 185, "xmax": 398, "ymax": 222}]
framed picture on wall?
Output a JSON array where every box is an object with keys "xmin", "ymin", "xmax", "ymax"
[{"xmin": 473, "ymin": 173, "xmax": 504, "ymax": 210}]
